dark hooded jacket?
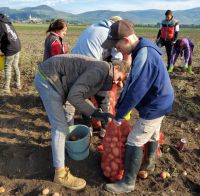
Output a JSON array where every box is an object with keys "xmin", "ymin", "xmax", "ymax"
[
  {"xmin": 0, "ymin": 14, "xmax": 21, "ymax": 56},
  {"xmin": 38, "ymin": 54, "xmax": 114, "ymax": 116}
]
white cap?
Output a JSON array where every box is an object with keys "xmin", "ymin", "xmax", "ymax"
[{"xmin": 110, "ymin": 16, "xmax": 122, "ymax": 22}]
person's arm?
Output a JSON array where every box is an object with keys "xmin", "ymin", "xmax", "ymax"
[
  {"xmin": 173, "ymin": 22, "xmax": 179, "ymax": 42},
  {"xmin": 174, "ymin": 31, "xmax": 179, "ymax": 42},
  {"xmin": 156, "ymin": 23, "xmax": 162, "ymax": 39},
  {"xmin": 170, "ymin": 48, "xmax": 180, "ymax": 65},
  {"xmin": 115, "ymin": 48, "xmax": 157, "ymax": 121},
  {"xmin": 157, "ymin": 30, "xmax": 161, "ymax": 39},
  {"xmin": 67, "ymin": 69, "xmax": 107, "ymax": 117}
]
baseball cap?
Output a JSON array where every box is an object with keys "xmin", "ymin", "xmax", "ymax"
[
  {"xmin": 102, "ymin": 20, "xmax": 134, "ymax": 49},
  {"xmin": 109, "ymin": 15, "xmax": 122, "ymax": 22}
]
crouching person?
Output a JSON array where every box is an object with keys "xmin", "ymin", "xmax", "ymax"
[
  {"xmin": 102, "ymin": 20, "xmax": 174, "ymax": 194},
  {"xmin": 168, "ymin": 38, "xmax": 194, "ymax": 74},
  {"xmin": 34, "ymin": 54, "xmax": 126, "ymax": 190}
]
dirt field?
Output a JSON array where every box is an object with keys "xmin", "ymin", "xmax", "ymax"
[{"xmin": 0, "ymin": 24, "xmax": 199, "ymax": 195}]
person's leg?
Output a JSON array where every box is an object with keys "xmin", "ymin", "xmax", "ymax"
[
  {"xmin": 105, "ymin": 116, "xmax": 164, "ymax": 194},
  {"xmin": 34, "ymin": 73, "xmax": 86, "ymax": 190},
  {"xmin": 12, "ymin": 52, "xmax": 21, "ymax": 89},
  {"xmin": 165, "ymin": 41, "xmax": 173, "ymax": 70},
  {"xmin": 141, "ymin": 116, "xmax": 164, "ymax": 172},
  {"xmin": 3, "ymin": 55, "xmax": 14, "ymax": 93},
  {"xmin": 186, "ymin": 51, "xmax": 194, "ymax": 74},
  {"xmin": 34, "ymin": 73, "xmax": 67, "ymax": 168}
]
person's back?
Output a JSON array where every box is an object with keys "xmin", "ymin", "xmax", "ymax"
[
  {"xmin": 0, "ymin": 13, "xmax": 21, "ymax": 93},
  {"xmin": 169, "ymin": 38, "xmax": 195, "ymax": 74},
  {"xmin": 72, "ymin": 20, "xmax": 112, "ymax": 60},
  {"xmin": 39, "ymin": 54, "xmax": 112, "ymax": 104},
  {"xmin": 0, "ymin": 14, "xmax": 21, "ymax": 56},
  {"xmin": 72, "ymin": 19, "xmax": 122, "ymax": 61}
]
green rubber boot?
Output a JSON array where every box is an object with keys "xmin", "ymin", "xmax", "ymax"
[
  {"xmin": 141, "ymin": 141, "xmax": 158, "ymax": 172},
  {"xmin": 105, "ymin": 145, "xmax": 143, "ymax": 194},
  {"xmin": 186, "ymin": 66, "xmax": 194, "ymax": 74},
  {"xmin": 168, "ymin": 65, "xmax": 174, "ymax": 73}
]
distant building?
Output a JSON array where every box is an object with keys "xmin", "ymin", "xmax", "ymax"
[{"xmin": 29, "ymin": 14, "xmax": 42, "ymax": 23}]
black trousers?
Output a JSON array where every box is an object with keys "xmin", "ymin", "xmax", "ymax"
[{"xmin": 157, "ymin": 38, "xmax": 173, "ymax": 69}]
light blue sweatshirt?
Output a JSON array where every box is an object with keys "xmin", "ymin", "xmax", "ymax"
[{"xmin": 71, "ymin": 19, "xmax": 122, "ymax": 61}]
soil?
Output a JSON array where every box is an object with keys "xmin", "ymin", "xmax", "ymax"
[{"xmin": 0, "ymin": 43, "xmax": 200, "ymax": 196}]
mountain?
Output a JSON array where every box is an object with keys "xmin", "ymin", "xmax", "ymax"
[
  {"xmin": 0, "ymin": 5, "xmax": 200, "ymax": 24},
  {"xmin": 0, "ymin": 5, "xmax": 75, "ymax": 21}
]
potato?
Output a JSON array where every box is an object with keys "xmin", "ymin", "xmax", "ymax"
[
  {"xmin": 69, "ymin": 135, "xmax": 79, "ymax": 141},
  {"xmin": 0, "ymin": 186, "xmax": 5, "ymax": 193},
  {"xmin": 42, "ymin": 188, "xmax": 50, "ymax": 195},
  {"xmin": 138, "ymin": 170, "xmax": 148, "ymax": 179},
  {"xmin": 52, "ymin": 193, "xmax": 60, "ymax": 196},
  {"xmin": 160, "ymin": 171, "xmax": 167, "ymax": 179},
  {"xmin": 182, "ymin": 170, "xmax": 187, "ymax": 176}
]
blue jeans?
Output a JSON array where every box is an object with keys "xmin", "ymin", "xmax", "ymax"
[{"xmin": 34, "ymin": 73, "xmax": 68, "ymax": 168}]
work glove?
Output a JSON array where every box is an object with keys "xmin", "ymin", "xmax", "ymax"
[
  {"xmin": 124, "ymin": 111, "xmax": 132, "ymax": 120},
  {"xmin": 91, "ymin": 110, "xmax": 114, "ymax": 124}
]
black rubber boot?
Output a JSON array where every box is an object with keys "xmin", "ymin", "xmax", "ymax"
[
  {"xmin": 141, "ymin": 141, "xmax": 158, "ymax": 172},
  {"xmin": 105, "ymin": 145, "xmax": 143, "ymax": 194}
]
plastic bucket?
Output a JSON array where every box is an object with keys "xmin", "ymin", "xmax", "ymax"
[
  {"xmin": 65, "ymin": 124, "xmax": 90, "ymax": 161},
  {"xmin": 0, "ymin": 55, "xmax": 5, "ymax": 71}
]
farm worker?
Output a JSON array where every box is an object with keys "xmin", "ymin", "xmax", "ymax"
[
  {"xmin": 0, "ymin": 13, "xmax": 21, "ymax": 93},
  {"xmin": 34, "ymin": 54, "xmax": 127, "ymax": 190},
  {"xmin": 43, "ymin": 19, "xmax": 75, "ymax": 125},
  {"xmin": 102, "ymin": 20, "xmax": 174, "ymax": 194},
  {"xmin": 72, "ymin": 16, "xmax": 130, "ymax": 137},
  {"xmin": 168, "ymin": 38, "xmax": 194, "ymax": 74},
  {"xmin": 43, "ymin": 19, "xmax": 67, "ymax": 61},
  {"xmin": 156, "ymin": 10, "xmax": 179, "ymax": 71}
]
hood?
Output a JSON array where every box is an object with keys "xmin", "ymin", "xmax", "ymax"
[
  {"xmin": 96, "ymin": 19, "xmax": 112, "ymax": 29},
  {"xmin": 0, "ymin": 14, "xmax": 11, "ymax": 24},
  {"xmin": 133, "ymin": 37, "xmax": 162, "ymax": 57}
]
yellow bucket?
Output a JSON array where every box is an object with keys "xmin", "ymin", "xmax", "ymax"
[{"xmin": 0, "ymin": 55, "xmax": 5, "ymax": 71}]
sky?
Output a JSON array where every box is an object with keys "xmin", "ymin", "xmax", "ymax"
[{"xmin": 0, "ymin": 0, "xmax": 200, "ymax": 14}]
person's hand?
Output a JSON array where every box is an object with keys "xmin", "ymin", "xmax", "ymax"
[
  {"xmin": 113, "ymin": 119, "xmax": 122, "ymax": 126},
  {"xmin": 91, "ymin": 110, "xmax": 114, "ymax": 123},
  {"xmin": 171, "ymin": 41, "xmax": 176, "ymax": 45},
  {"xmin": 155, "ymin": 38, "xmax": 159, "ymax": 44},
  {"xmin": 0, "ymin": 50, "xmax": 4, "ymax": 56}
]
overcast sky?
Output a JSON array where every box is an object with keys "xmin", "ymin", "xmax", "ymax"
[{"xmin": 0, "ymin": 0, "xmax": 200, "ymax": 14}]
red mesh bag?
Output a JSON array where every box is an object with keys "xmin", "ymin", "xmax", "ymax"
[
  {"xmin": 101, "ymin": 121, "xmax": 164, "ymax": 182},
  {"xmin": 91, "ymin": 84, "xmax": 118, "ymax": 129},
  {"xmin": 101, "ymin": 120, "xmax": 132, "ymax": 182}
]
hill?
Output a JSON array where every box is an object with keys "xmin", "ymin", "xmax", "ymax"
[{"xmin": 0, "ymin": 5, "xmax": 200, "ymax": 24}]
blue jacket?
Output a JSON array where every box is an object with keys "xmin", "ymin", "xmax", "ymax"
[
  {"xmin": 72, "ymin": 19, "xmax": 122, "ymax": 61},
  {"xmin": 115, "ymin": 37, "xmax": 174, "ymax": 121}
]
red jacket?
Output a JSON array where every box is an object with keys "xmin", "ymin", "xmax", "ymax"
[
  {"xmin": 43, "ymin": 32, "xmax": 67, "ymax": 61},
  {"xmin": 160, "ymin": 18, "xmax": 179, "ymax": 40}
]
